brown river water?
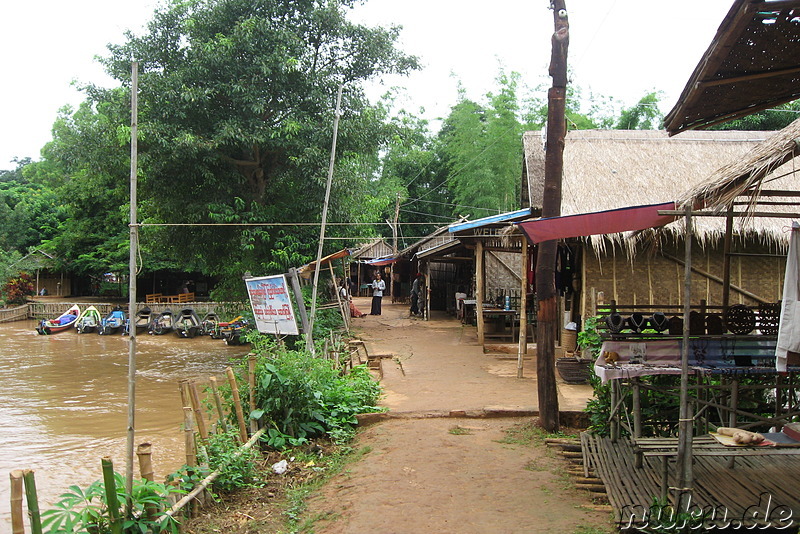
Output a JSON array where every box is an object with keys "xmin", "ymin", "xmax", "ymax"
[{"xmin": 0, "ymin": 319, "xmax": 251, "ymax": 528}]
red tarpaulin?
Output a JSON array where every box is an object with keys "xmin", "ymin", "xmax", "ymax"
[{"xmin": 516, "ymin": 202, "xmax": 677, "ymax": 244}]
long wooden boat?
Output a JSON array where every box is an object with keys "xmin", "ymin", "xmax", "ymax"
[
  {"xmin": 174, "ymin": 308, "xmax": 201, "ymax": 338},
  {"xmin": 99, "ymin": 307, "xmax": 127, "ymax": 335},
  {"xmin": 36, "ymin": 304, "xmax": 81, "ymax": 335},
  {"xmin": 199, "ymin": 312, "xmax": 220, "ymax": 336},
  {"xmin": 148, "ymin": 309, "xmax": 174, "ymax": 335},
  {"xmin": 133, "ymin": 307, "xmax": 152, "ymax": 333},
  {"xmin": 75, "ymin": 305, "xmax": 102, "ymax": 334}
]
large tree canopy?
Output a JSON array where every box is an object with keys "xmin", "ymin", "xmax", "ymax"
[{"xmin": 29, "ymin": 0, "xmax": 419, "ymax": 297}]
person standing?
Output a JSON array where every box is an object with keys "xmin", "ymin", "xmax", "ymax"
[
  {"xmin": 371, "ymin": 271, "xmax": 385, "ymax": 315},
  {"xmin": 410, "ymin": 273, "xmax": 423, "ymax": 316}
]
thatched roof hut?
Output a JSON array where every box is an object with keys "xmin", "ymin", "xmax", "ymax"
[{"xmin": 523, "ymin": 129, "xmax": 776, "ymax": 252}]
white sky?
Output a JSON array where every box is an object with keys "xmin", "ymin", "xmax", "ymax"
[{"xmin": 0, "ymin": 0, "xmax": 733, "ymax": 169}]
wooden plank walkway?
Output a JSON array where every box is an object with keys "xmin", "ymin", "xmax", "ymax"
[{"xmin": 582, "ymin": 432, "xmax": 800, "ymax": 528}]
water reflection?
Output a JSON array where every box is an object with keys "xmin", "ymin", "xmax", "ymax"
[{"xmin": 0, "ymin": 319, "xmax": 250, "ymax": 528}]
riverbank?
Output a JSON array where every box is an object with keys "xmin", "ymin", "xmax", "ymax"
[{"xmin": 184, "ymin": 297, "xmax": 613, "ymax": 533}]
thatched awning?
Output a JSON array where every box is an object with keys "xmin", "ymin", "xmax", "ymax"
[{"xmin": 665, "ymin": 0, "xmax": 800, "ymax": 135}]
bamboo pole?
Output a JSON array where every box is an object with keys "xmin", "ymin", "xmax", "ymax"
[
  {"xmin": 248, "ymin": 355, "xmax": 259, "ymax": 434},
  {"xmin": 136, "ymin": 443, "xmax": 154, "ymax": 482},
  {"xmin": 226, "ymin": 366, "xmax": 249, "ymax": 443},
  {"xmin": 135, "ymin": 445, "xmax": 158, "ymax": 521},
  {"xmin": 476, "ymin": 240, "xmax": 485, "ymax": 345},
  {"xmin": 208, "ymin": 376, "xmax": 229, "ymax": 433},
  {"xmin": 183, "ymin": 407, "xmax": 197, "ymax": 467},
  {"xmin": 307, "ymin": 85, "xmax": 344, "ymax": 351},
  {"xmin": 188, "ymin": 380, "xmax": 209, "ymax": 442},
  {"xmin": 517, "ymin": 238, "xmax": 528, "ymax": 378},
  {"xmin": 161, "ymin": 428, "xmax": 266, "ymax": 520},
  {"xmin": 10, "ymin": 470, "xmax": 24, "ymax": 534},
  {"xmin": 22, "ymin": 470, "xmax": 42, "ymax": 534},
  {"xmin": 101, "ymin": 457, "xmax": 123, "ymax": 534}
]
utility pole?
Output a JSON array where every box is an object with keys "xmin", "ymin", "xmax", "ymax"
[
  {"xmin": 389, "ymin": 193, "xmax": 400, "ymax": 302},
  {"xmin": 535, "ymin": 0, "xmax": 569, "ymax": 432}
]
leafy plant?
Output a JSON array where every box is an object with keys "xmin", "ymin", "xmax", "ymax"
[
  {"xmin": 576, "ymin": 315, "xmax": 603, "ymax": 359},
  {"xmin": 201, "ymin": 430, "xmax": 261, "ymax": 491},
  {"xmin": 2, "ymin": 271, "xmax": 34, "ymax": 304},
  {"xmin": 41, "ymin": 472, "xmax": 180, "ymax": 533}
]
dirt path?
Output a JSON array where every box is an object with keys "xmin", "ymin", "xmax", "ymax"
[{"xmin": 299, "ymin": 298, "xmax": 612, "ymax": 533}]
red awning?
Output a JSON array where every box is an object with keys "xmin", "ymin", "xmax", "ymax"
[{"xmin": 516, "ymin": 202, "xmax": 677, "ymax": 244}]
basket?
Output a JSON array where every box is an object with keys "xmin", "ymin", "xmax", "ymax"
[{"xmin": 561, "ymin": 329, "xmax": 577, "ymax": 352}]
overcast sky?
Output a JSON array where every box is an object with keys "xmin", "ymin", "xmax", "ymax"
[{"xmin": 0, "ymin": 0, "xmax": 733, "ymax": 169}]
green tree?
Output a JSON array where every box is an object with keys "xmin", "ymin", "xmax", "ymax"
[
  {"xmin": 0, "ymin": 159, "xmax": 62, "ymax": 252},
  {"xmin": 614, "ymin": 91, "xmax": 664, "ymax": 130},
  {"xmin": 91, "ymin": 0, "xmax": 419, "ymax": 297},
  {"xmin": 709, "ymin": 99, "xmax": 800, "ymax": 131}
]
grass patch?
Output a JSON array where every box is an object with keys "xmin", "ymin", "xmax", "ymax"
[{"xmin": 448, "ymin": 425, "xmax": 472, "ymax": 435}]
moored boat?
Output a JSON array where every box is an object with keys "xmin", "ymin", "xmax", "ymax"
[
  {"xmin": 98, "ymin": 307, "xmax": 127, "ymax": 335},
  {"xmin": 199, "ymin": 312, "xmax": 221, "ymax": 336},
  {"xmin": 36, "ymin": 304, "xmax": 81, "ymax": 335},
  {"xmin": 174, "ymin": 308, "xmax": 201, "ymax": 338},
  {"xmin": 133, "ymin": 307, "xmax": 152, "ymax": 333},
  {"xmin": 148, "ymin": 309, "xmax": 174, "ymax": 335},
  {"xmin": 75, "ymin": 305, "xmax": 102, "ymax": 334}
]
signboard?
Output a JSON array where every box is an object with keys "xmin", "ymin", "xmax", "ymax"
[{"xmin": 245, "ymin": 275, "xmax": 299, "ymax": 335}]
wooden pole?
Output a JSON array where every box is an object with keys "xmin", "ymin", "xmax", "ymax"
[
  {"xmin": 22, "ymin": 470, "xmax": 42, "ymax": 534},
  {"xmin": 125, "ymin": 59, "xmax": 140, "ymax": 514},
  {"xmin": 136, "ymin": 443, "xmax": 154, "ymax": 482},
  {"xmin": 476, "ymin": 241, "xmax": 485, "ymax": 345},
  {"xmin": 535, "ymin": 0, "xmax": 569, "ymax": 433},
  {"xmin": 209, "ymin": 376, "xmax": 229, "ymax": 433},
  {"xmin": 307, "ymin": 85, "xmax": 344, "ymax": 351},
  {"xmin": 248, "ymin": 355, "xmax": 259, "ymax": 434},
  {"xmin": 287, "ymin": 267, "xmax": 310, "ymax": 334},
  {"xmin": 135, "ymin": 444, "xmax": 158, "ymax": 521},
  {"xmin": 518, "ymin": 238, "xmax": 529, "ymax": 378},
  {"xmin": 188, "ymin": 380, "xmax": 209, "ymax": 442},
  {"xmin": 329, "ymin": 262, "xmax": 349, "ymax": 331},
  {"xmin": 226, "ymin": 366, "xmax": 249, "ymax": 443},
  {"xmin": 721, "ymin": 204, "xmax": 734, "ymax": 323},
  {"xmin": 10, "ymin": 470, "xmax": 24, "ymax": 534},
  {"xmin": 102, "ymin": 457, "xmax": 123, "ymax": 534},
  {"xmin": 183, "ymin": 407, "xmax": 197, "ymax": 467},
  {"xmin": 675, "ymin": 205, "xmax": 695, "ymax": 505}
]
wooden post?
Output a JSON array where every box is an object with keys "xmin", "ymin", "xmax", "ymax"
[
  {"xmin": 535, "ymin": 0, "xmax": 569, "ymax": 433},
  {"xmin": 136, "ymin": 443, "xmax": 154, "ymax": 481},
  {"xmin": 183, "ymin": 407, "xmax": 197, "ymax": 467},
  {"xmin": 518, "ymin": 238, "xmax": 529, "ymax": 378},
  {"xmin": 22, "ymin": 470, "xmax": 42, "ymax": 534},
  {"xmin": 476, "ymin": 241, "xmax": 485, "ymax": 345},
  {"xmin": 10, "ymin": 470, "xmax": 24, "ymax": 534},
  {"xmin": 226, "ymin": 366, "xmax": 249, "ymax": 444},
  {"xmin": 188, "ymin": 380, "xmax": 208, "ymax": 442},
  {"xmin": 135, "ymin": 444, "xmax": 158, "ymax": 521},
  {"xmin": 329, "ymin": 262, "xmax": 349, "ymax": 331},
  {"xmin": 287, "ymin": 267, "xmax": 310, "ymax": 334},
  {"xmin": 721, "ymin": 204, "xmax": 734, "ymax": 323},
  {"xmin": 209, "ymin": 376, "xmax": 229, "ymax": 433},
  {"xmin": 675, "ymin": 205, "xmax": 695, "ymax": 505},
  {"xmin": 248, "ymin": 355, "xmax": 259, "ymax": 434}
]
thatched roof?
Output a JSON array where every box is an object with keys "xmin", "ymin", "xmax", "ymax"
[
  {"xmin": 523, "ymin": 129, "xmax": 773, "ymax": 250},
  {"xmin": 664, "ymin": 0, "xmax": 800, "ymax": 135},
  {"xmin": 671, "ymin": 116, "xmax": 800, "ymax": 246}
]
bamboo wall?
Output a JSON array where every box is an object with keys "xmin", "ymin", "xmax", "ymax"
[{"xmin": 582, "ymin": 239, "xmax": 785, "ymax": 311}]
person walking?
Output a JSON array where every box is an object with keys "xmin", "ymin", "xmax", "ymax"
[
  {"xmin": 370, "ymin": 271, "xmax": 385, "ymax": 316},
  {"xmin": 410, "ymin": 273, "xmax": 424, "ymax": 316}
]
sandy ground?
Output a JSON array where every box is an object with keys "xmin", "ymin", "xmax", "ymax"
[{"xmin": 299, "ymin": 297, "xmax": 613, "ymax": 534}]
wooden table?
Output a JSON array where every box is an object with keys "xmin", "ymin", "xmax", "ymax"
[{"xmin": 482, "ymin": 309, "xmax": 518, "ymax": 342}]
